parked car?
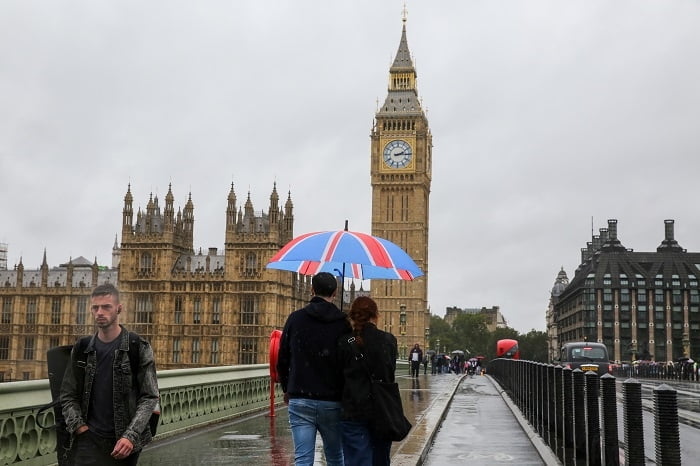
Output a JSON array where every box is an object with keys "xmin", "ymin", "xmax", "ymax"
[{"xmin": 558, "ymin": 342, "xmax": 611, "ymax": 376}]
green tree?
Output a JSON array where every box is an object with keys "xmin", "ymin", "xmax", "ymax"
[
  {"xmin": 427, "ymin": 315, "xmax": 454, "ymax": 354},
  {"xmin": 452, "ymin": 313, "xmax": 489, "ymax": 358},
  {"xmin": 519, "ymin": 329, "xmax": 549, "ymax": 362}
]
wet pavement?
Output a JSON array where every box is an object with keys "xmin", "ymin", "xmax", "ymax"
[
  {"xmin": 138, "ymin": 371, "xmax": 547, "ymax": 465},
  {"xmin": 423, "ymin": 374, "xmax": 547, "ymax": 465}
]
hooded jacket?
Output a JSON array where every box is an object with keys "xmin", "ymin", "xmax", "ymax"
[{"xmin": 277, "ymin": 296, "xmax": 351, "ymax": 400}]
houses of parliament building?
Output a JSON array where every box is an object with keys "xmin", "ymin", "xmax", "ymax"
[
  {"xmin": 0, "ymin": 14, "xmax": 433, "ymax": 381},
  {"xmin": 0, "ymin": 183, "xmax": 315, "ymax": 381}
]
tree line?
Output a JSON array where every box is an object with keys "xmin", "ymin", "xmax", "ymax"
[{"xmin": 427, "ymin": 313, "xmax": 549, "ymax": 363}]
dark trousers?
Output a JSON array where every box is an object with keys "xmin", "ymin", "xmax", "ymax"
[
  {"xmin": 73, "ymin": 431, "xmax": 140, "ymax": 466},
  {"xmin": 410, "ymin": 361, "xmax": 420, "ymax": 377}
]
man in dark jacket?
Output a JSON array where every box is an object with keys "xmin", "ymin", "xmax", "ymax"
[
  {"xmin": 276, "ymin": 272, "xmax": 351, "ymax": 466},
  {"xmin": 409, "ymin": 343, "xmax": 423, "ymax": 377},
  {"xmin": 60, "ymin": 284, "xmax": 159, "ymax": 465}
]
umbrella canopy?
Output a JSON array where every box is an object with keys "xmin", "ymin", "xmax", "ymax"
[
  {"xmin": 266, "ymin": 227, "xmax": 423, "ymax": 280},
  {"xmin": 451, "ymin": 350, "xmax": 465, "ymax": 355}
]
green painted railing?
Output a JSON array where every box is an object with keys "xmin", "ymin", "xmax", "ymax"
[{"xmin": 0, "ymin": 365, "xmax": 282, "ymax": 466}]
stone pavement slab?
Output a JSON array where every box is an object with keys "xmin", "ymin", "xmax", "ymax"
[
  {"xmin": 391, "ymin": 373, "xmax": 464, "ymax": 465},
  {"xmin": 423, "ymin": 374, "xmax": 550, "ymax": 465}
]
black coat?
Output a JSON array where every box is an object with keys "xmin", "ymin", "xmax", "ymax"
[
  {"xmin": 337, "ymin": 323, "xmax": 398, "ymax": 421},
  {"xmin": 276, "ymin": 297, "xmax": 351, "ymax": 401}
]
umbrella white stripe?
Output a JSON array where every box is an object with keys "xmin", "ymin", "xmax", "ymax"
[{"xmin": 344, "ymin": 231, "xmax": 394, "ymax": 268}]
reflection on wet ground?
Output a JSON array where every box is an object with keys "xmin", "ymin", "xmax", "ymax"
[
  {"xmin": 140, "ymin": 409, "xmax": 295, "ymax": 465},
  {"xmin": 139, "ymin": 371, "xmax": 462, "ymax": 465},
  {"xmin": 136, "ymin": 374, "xmax": 700, "ymax": 465},
  {"xmin": 424, "ymin": 375, "xmax": 543, "ymax": 465}
]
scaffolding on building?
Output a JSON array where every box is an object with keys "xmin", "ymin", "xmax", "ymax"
[{"xmin": 0, "ymin": 242, "xmax": 7, "ymax": 270}]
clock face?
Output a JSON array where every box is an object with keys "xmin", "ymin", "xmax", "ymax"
[{"xmin": 383, "ymin": 140, "xmax": 413, "ymax": 169}]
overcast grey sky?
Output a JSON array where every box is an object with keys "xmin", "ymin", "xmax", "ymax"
[{"xmin": 2, "ymin": 1, "xmax": 700, "ymax": 333}]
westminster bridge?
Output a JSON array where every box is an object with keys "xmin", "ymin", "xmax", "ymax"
[{"xmin": 2, "ymin": 361, "xmax": 700, "ymax": 465}]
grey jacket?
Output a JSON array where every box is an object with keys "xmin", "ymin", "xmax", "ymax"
[{"xmin": 60, "ymin": 326, "xmax": 159, "ymax": 451}]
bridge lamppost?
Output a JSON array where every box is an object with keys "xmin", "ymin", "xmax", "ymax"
[
  {"xmin": 683, "ymin": 336, "xmax": 691, "ymax": 358},
  {"xmin": 425, "ymin": 327, "xmax": 430, "ymax": 352},
  {"xmin": 399, "ymin": 304, "xmax": 407, "ymax": 360},
  {"xmin": 628, "ymin": 341, "xmax": 638, "ymax": 362}
]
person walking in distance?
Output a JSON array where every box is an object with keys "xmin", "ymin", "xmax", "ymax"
[
  {"xmin": 60, "ymin": 284, "xmax": 159, "ymax": 465},
  {"xmin": 409, "ymin": 343, "xmax": 423, "ymax": 378},
  {"xmin": 337, "ymin": 297, "xmax": 398, "ymax": 466},
  {"xmin": 277, "ymin": 272, "xmax": 352, "ymax": 466}
]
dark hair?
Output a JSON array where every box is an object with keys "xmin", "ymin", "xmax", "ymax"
[
  {"xmin": 311, "ymin": 272, "xmax": 338, "ymax": 298},
  {"xmin": 91, "ymin": 283, "xmax": 120, "ymax": 303},
  {"xmin": 348, "ymin": 296, "xmax": 379, "ymax": 346}
]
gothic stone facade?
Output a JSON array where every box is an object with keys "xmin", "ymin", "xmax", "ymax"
[{"xmin": 0, "ymin": 183, "xmax": 309, "ymax": 381}]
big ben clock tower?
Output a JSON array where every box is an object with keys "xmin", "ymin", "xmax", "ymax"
[{"xmin": 371, "ymin": 12, "xmax": 432, "ymax": 359}]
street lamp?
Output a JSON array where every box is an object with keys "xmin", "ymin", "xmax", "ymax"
[
  {"xmin": 682, "ymin": 336, "xmax": 690, "ymax": 358},
  {"xmin": 425, "ymin": 327, "xmax": 430, "ymax": 351},
  {"xmin": 399, "ymin": 305, "xmax": 407, "ymax": 334},
  {"xmin": 399, "ymin": 304, "xmax": 407, "ymax": 359}
]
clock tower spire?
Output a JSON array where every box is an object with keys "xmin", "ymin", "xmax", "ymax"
[{"xmin": 370, "ymin": 12, "xmax": 432, "ymax": 359}]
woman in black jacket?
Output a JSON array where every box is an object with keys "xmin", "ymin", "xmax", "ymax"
[{"xmin": 337, "ymin": 296, "xmax": 398, "ymax": 466}]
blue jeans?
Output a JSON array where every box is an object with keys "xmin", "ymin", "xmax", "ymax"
[
  {"xmin": 341, "ymin": 420, "xmax": 392, "ymax": 466},
  {"xmin": 288, "ymin": 398, "xmax": 344, "ymax": 466}
]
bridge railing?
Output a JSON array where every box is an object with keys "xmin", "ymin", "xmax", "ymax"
[
  {"xmin": 0, "ymin": 365, "xmax": 282, "ymax": 466},
  {"xmin": 612, "ymin": 362, "xmax": 700, "ymax": 382},
  {"xmin": 488, "ymin": 359, "xmax": 681, "ymax": 466}
]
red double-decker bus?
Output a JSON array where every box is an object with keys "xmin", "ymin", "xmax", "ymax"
[{"xmin": 496, "ymin": 339, "xmax": 520, "ymax": 359}]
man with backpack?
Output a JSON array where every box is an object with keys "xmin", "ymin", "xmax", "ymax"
[{"xmin": 60, "ymin": 284, "xmax": 159, "ymax": 465}]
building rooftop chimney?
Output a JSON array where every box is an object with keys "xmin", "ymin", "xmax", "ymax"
[{"xmin": 657, "ymin": 219, "xmax": 684, "ymax": 252}]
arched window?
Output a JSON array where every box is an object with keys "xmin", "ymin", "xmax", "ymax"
[
  {"xmin": 245, "ymin": 253, "xmax": 257, "ymax": 275},
  {"xmin": 135, "ymin": 295, "xmax": 153, "ymax": 324},
  {"xmin": 140, "ymin": 253, "xmax": 153, "ymax": 273}
]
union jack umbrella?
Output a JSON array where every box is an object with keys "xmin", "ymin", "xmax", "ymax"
[{"xmin": 266, "ymin": 223, "xmax": 423, "ymax": 281}]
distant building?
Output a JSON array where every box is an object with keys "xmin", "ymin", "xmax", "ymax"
[
  {"xmin": 552, "ymin": 219, "xmax": 700, "ymax": 364},
  {"xmin": 444, "ymin": 306, "xmax": 507, "ymax": 332},
  {"xmin": 546, "ymin": 268, "xmax": 569, "ymax": 362},
  {"xmin": 0, "ymin": 243, "xmax": 7, "ymax": 270},
  {"xmin": 0, "ymin": 183, "xmax": 309, "ymax": 382},
  {"xmin": 0, "ymin": 254, "xmax": 117, "ymax": 381},
  {"xmin": 342, "ymin": 281, "xmax": 370, "ymax": 308}
]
